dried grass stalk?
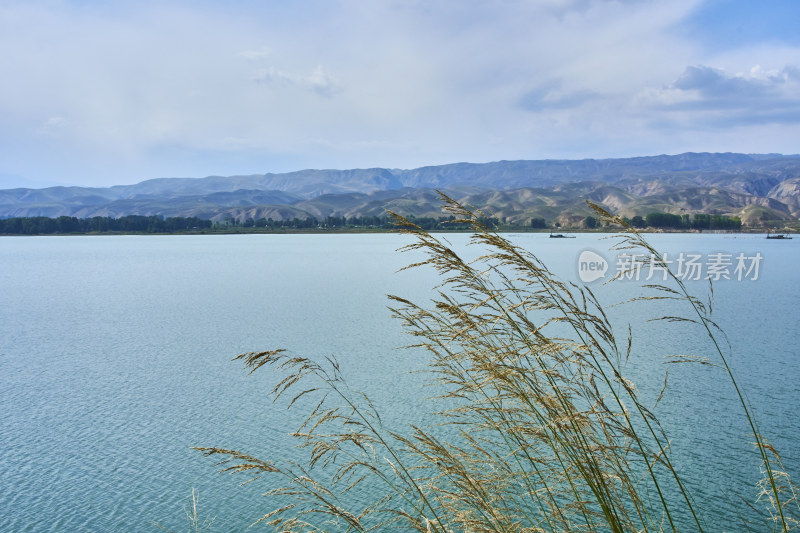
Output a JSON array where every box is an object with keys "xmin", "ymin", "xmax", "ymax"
[{"xmin": 196, "ymin": 194, "xmax": 798, "ymax": 532}]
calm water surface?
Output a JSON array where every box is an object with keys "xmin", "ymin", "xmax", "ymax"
[{"xmin": 1, "ymin": 233, "xmax": 798, "ymax": 531}]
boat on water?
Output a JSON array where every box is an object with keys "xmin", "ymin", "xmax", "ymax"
[
  {"xmin": 766, "ymin": 230, "xmax": 793, "ymax": 239},
  {"xmin": 549, "ymin": 232, "xmax": 576, "ymax": 238}
]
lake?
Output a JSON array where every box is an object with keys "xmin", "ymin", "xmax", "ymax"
[{"xmin": 1, "ymin": 232, "xmax": 798, "ymax": 531}]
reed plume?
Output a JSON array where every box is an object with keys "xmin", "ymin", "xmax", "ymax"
[{"xmin": 196, "ymin": 193, "xmax": 797, "ymax": 532}]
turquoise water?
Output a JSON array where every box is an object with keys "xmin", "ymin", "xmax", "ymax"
[{"xmin": 1, "ymin": 233, "xmax": 797, "ymax": 531}]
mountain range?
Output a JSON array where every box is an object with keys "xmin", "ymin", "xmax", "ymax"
[{"xmin": 2, "ymin": 152, "xmax": 799, "ymax": 227}]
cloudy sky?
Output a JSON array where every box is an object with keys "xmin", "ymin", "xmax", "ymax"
[{"xmin": 1, "ymin": 0, "xmax": 799, "ymax": 188}]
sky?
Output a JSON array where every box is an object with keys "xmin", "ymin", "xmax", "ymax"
[{"xmin": 1, "ymin": 0, "xmax": 799, "ymax": 188}]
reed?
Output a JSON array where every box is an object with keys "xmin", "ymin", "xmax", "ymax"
[
  {"xmin": 196, "ymin": 194, "xmax": 798, "ymax": 532},
  {"xmin": 154, "ymin": 488, "xmax": 216, "ymax": 533}
]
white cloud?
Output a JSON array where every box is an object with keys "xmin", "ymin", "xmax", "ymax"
[
  {"xmin": 634, "ymin": 64, "xmax": 800, "ymax": 128},
  {"xmin": 240, "ymin": 46, "xmax": 272, "ymax": 61},
  {"xmin": 250, "ymin": 65, "xmax": 342, "ymax": 98},
  {"xmin": 307, "ymin": 66, "xmax": 341, "ymax": 98},
  {"xmin": 1, "ymin": 0, "xmax": 799, "ymax": 187},
  {"xmin": 250, "ymin": 67, "xmax": 295, "ymax": 85}
]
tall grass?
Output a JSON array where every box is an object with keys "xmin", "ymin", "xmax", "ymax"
[
  {"xmin": 196, "ymin": 194, "xmax": 798, "ymax": 532},
  {"xmin": 155, "ymin": 488, "xmax": 216, "ymax": 533}
]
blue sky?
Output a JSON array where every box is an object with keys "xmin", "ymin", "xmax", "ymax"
[{"xmin": 1, "ymin": 0, "xmax": 799, "ymax": 188}]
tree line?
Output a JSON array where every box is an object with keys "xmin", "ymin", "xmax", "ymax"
[
  {"xmin": 0, "ymin": 215, "xmax": 212, "ymax": 235},
  {"xmin": 621, "ymin": 212, "xmax": 742, "ymax": 230},
  {"xmin": 0, "ymin": 214, "xmax": 488, "ymax": 234},
  {"xmin": 0, "ymin": 211, "xmax": 743, "ymax": 235},
  {"xmin": 228, "ymin": 214, "xmax": 498, "ymax": 231}
]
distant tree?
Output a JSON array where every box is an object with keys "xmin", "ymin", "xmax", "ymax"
[
  {"xmin": 55, "ymin": 216, "xmax": 80, "ymax": 233},
  {"xmin": 477, "ymin": 216, "xmax": 499, "ymax": 229},
  {"xmin": 645, "ymin": 212, "xmax": 684, "ymax": 229},
  {"xmin": 583, "ymin": 216, "xmax": 598, "ymax": 229},
  {"xmin": 709, "ymin": 214, "xmax": 741, "ymax": 230},
  {"xmin": 692, "ymin": 214, "xmax": 710, "ymax": 230},
  {"xmin": 530, "ymin": 217, "xmax": 547, "ymax": 229},
  {"xmin": 630, "ymin": 215, "xmax": 645, "ymax": 228}
]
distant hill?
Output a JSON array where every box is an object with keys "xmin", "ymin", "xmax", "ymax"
[{"xmin": 1, "ymin": 153, "xmax": 799, "ymax": 227}]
